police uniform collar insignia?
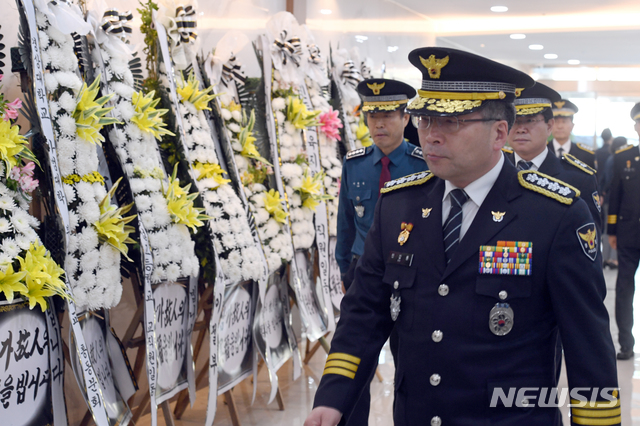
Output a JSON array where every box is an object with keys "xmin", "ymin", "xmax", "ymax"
[
  {"xmin": 398, "ymin": 222, "xmax": 413, "ymax": 246},
  {"xmin": 381, "ymin": 171, "xmax": 433, "ymax": 194},
  {"xmin": 577, "ymin": 223, "xmax": 598, "ymax": 261},
  {"xmin": 355, "ymin": 205, "xmax": 365, "ymax": 218},
  {"xmin": 562, "ymin": 153, "xmax": 595, "ymax": 175},
  {"xmin": 346, "ymin": 147, "xmax": 367, "ymax": 160},
  {"xmin": 420, "ymin": 54, "xmax": 449, "ymax": 79},
  {"xmin": 411, "ymin": 146, "xmax": 423, "ymax": 159},
  {"xmin": 367, "ymin": 81, "xmax": 385, "ymax": 95},
  {"xmin": 492, "ymin": 211, "xmax": 506, "ymax": 222},
  {"xmin": 422, "ymin": 208, "xmax": 432, "ymax": 218},
  {"xmin": 592, "ymin": 191, "xmax": 601, "ymax": 212},
  {"xmin": 518, "ymin": 170, "xmax": 579, "ymax": 205}
]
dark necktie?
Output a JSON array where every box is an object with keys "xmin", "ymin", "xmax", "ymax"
[
  {"xmin": 517, "ymin": 160, "xmax": 533, "ymax": 170},
  {"xmin": 557, "ymin": 147, "xmax": 564, "ymax": 158},
  {"xmin": 443, "ymin": 188, "xmax": 469, "ymax": 263},
  {"xmin": 379, "ymin": 156, "xmax": 391, "ymax": 194}
]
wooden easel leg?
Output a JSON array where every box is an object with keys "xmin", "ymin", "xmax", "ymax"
[
  {"xmin": 275, "ymin": 387, "xmax": 285, "ymax": 411},
  {"xmin": 160, "ymin": 400, "xmax": 177, "ymax": 426},
  {"xmin": 224, "ymin": 389, "xmax": 242, "ymax": 426},
  {"xmin": 303, "ymin": 333, "xmax": 331, "ymax": 364},
  {"xmin": 131, "ymin": 391, "xmax": 150, "ymax": 424},
  {"xmin": 375, "ymin": 368, "xmax": 384, "ymax": 382},
  {"xmin": 78, "ymin": 409, "xmax": 92, "ymax": 426}
]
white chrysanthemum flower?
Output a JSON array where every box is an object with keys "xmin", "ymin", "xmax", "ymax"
[
  {"xmin": 272, "ymin": 98, "xmax": 286, "ymax": 111},
  {"xmin": 281, "ymin": 163, "xmax": 303, "ymax": 180},
  {"xmin": 221, "ymin": 234, "xmax": 236, "ymax": 250},
  {"xmin": 144, "ymin": 178, "xmax": 162, "ymax": 193},
  {"xmin": 15, "ymin": 235, "xmax": 32, "ymax": 251},
  {"xmin": 231, "ymin": 110, "xmax": 242, "ymax": 122},
  {"xmin": 140, "ymin": 212, "xmax": 156, "ymax": 230},
  {"xmin": 151, "ymin": 266, "xmax": 165, "ymax": 283},
  {"xmin": 275, "ymin": 110, "xmax": 286, "ymax": 124},
  {"xmin": 290, "ymin": 193, "xmax": 302, "ymax": 208},
  {"xmin": 126, "ymin": 122, "xmax": 143, "ymax": 140},
  {"xmin": 58, "ymin": 91, "xmax": 76, "ymax": 112},
  {"xmin": 254, "ymin": 208, "xmax": 270, "ymax": 225},
  {"xmin": 327, "ymin": 168, "xmax": 342, "ymax": 179},
  {"xmin": 166, "ymin": 263, "xmax": 181, "ymax": 281},
  {"xmin": 0, "ymin": 218, "xmax": 12, "ymax": 234},
  {"xmin": 99, "ymin": 243, "xmax": 120, "ymax": 267},
  {"xmin": 136, "ymin": 195, "xmax": 152, "ymax": 212},
  {"xmin": 58, "ymin": 114, "xmax": 77, "ymax": 137},
  {"xmin": 118, "ymin": 102, "xmax": 135, "ymax": 121},
  {"xmin": 78, "ymin": 200, "xmax": 100, "ymax": 225},
  {"xmin": 65, "ymin": 256, "xmax": 79, "ymax": 276},
  {"xmin": 284, "ymin": 122, "xmax": 298, "ymax": 136},
  {"xmin": 1, "ymin": 238, "xmax": 20, "ymax": 257},
  {"xmin": 76, "ymin": 181, "xmax": 95, "ymax": 203},
  {"xmin": 264, "ymin": 218, "xmax": 280, "ymax": 239},
  {"xmin": 78, "ymin": 226, "xmax": 99, "ymax": 253},
  {"xmin": 56, "ymin": 72, "xmax": 82, "ymax": 91},
  {"xmin": 219, "ymin": 93, "xmax": 232, "ymax": 105},
  {"xmin": 220, "ymin": 108, "xmax": 233, "ymax": 121},
  {"xmin": 81, "ymin": 249, "xmax": 101, "ymax": 272},
  {"xmin": 129, "ymin": 179, "xmax": 146, "ymax": 194},
  {"xmin": 111, "ymin": 81, "xmax": 134, "ymax": 99},
  {"xmin": 10, "ymin": 213, "xmax": 30, "ymax": 234},
  {"xmin": 45, "ymin": 73, "xmax": 58, "ymax": 92},
  {"xmin": 0, "ymin": 197, "xmax": 15, "ymax": 212}
]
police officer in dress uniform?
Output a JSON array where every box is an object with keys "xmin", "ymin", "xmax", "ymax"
[
  {"xmin": 336, "ymin": 78, "xmax": 428, "ymax": 290},
  {"xmin": 505, "ymin": 82, "xmax": 602, "ymax": 231},
  {"xmin": 305, "ymin": 47, "xmax": 619, "ymax": 426},
  {"xmin": 606, "ymin": 102, "xmax": 640, "ymax": 361},
  {"xmin": 549, "ymin": 99, "xmax": 597, "ymax": 168}
]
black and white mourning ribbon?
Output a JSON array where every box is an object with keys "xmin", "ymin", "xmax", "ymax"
[
  {"xmin": 273, "ymin": 30, "xmax": 303, "ymax": 67},
  {"xmin": 308, "ymin": 44, "xmax": 322, "ymax": 65},
  {"xmin": 101, "ymin": 9, "xmax": 133, "ymax": 41},
  {"xmin": 176, "ymin": 5, "xmax": 197, "ymax": 45},
  {"xmin": 221, "ymin": 54, "xmax": 246, "ymax": 86},
  {"xmin": 341, "ymin": 60, "xmax": 363, "ymax": 88}
]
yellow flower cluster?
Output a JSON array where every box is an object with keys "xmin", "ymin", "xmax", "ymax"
[
  {"xmin": 61, "ymin": 171, "xmax": 105, "ymax": 185},
  {"xmin": 287, "ymin": 96, "xmax": 321, "ymax": 130},
  {"xmin": 133, "ymin": 166, "xmax": 165, "ymax": 180},
  {"xmin": 356, "ymin": 114, "xmax": 373, "ymax": 147},
  {"xmin": 0, "ymin": 120, "xmax": 29, "ymax": 173},
  {"xmin": 73, "ymin": 75, "xmax": 121, "ymax": 144},
  {"xmin": 163, "ymin": 165, "xmax": 209, "ymax": 231},
  {"xmin": 263, "ymin": 189, "xmax": 289, "ymax": 224},
  {"xmin": 193, "ymin": 162, "xmax": 231, "ymax": 187},
  {"xmin": 131, "ymin": 91, "xmax": 175, "ymax": 139},
  {"xmin": 293, "ymin": 168, "xmax": 333, "ymax": 211},
  {"xmin": 93, "ymin": 178, "xmax": 137, "ymax": 260},
  {"xmin": 176, "ymin": 72, "xmax": 218, "ymax": 111},
  {"xmin": 238, "ymin": 110, "xmax": 271, "ymax": 165},
  {"xmin": 0, "ymin": 243, "xmax": 67, "ymax": 312}
]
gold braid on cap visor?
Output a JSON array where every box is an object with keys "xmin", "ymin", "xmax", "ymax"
[
  {"xmin": 408, "ymin": 90, "xmax": 507, "ymax": 114},
  {"xmin": 516, "ymin": 103, "xmax": 551, "ymax": 116},
  {"xmin": 633, "ymin": 112, "xmax": 640, "ymax": 120},
  {"xmin": 362, "ymin": 99, "xmax": 408, "ymax": 112}
]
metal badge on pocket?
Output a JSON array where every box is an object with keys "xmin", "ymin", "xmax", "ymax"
[{"xmin": 489, "ymin": 303, "xmax": 514, "ymax": 336}]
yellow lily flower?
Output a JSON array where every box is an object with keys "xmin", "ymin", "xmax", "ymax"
[
  {"xmin": 293, "ymin": 168, "xmax": 334, "ymax": 212},
  {"xmin": 163, "ymin": 165, "xmax": 210, "ymax": 231},
  {"xmin": 0, "ymin": 120, "xmax": 28, "ymax": 172},
  {"xmin": 263, "ymin": 189, "xmax": 289, "ymax": 224},
  {"xmin": 223, "ymin": 100, "xmax": 242, "ymax": 112},
  {"xmin": 0, "ymin": 264, "xmax": 27, "ymax": 303},
  {"xmin": 18, "ymin": 243, "xmax": 67, "ymax": 312},
  {"xmin": 177, "ymin": 72, "xmax": 219, "ymax": 111},
  {"xmin": 356, "ymin": 114, "xmax": 373, "ymax": 147},
  {"xmin": 287, "ymin": 96, "xmax": 321, "ymax": 129},
  {"xmin": 93, "ymin": 178, "xmax": 137, "ymax": 260},
  {"xmin": 131, "ymin": 90, "xmax": 175, "ymax": 139},
  {"xmin": 193, "ymin": 162, "xmax": 231, "ymax": 187},
  {"xmin": 73, "ymin": 75, "xmax": 121, "ymax": 144}
]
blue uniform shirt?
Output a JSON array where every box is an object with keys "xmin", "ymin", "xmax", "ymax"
[{"xmin": 336, "ymin": 140, "xmax": 428, "ymax": 275}]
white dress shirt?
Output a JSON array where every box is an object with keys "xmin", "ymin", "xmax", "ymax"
[
  {"xmin": 514, "ymin": 148, "xmax": 548, "ymax": 172},
  {"xmin": 442, "ymin": 154, "xmax": 504, "ymax": 240},
  {"xmin": 552, "ymin": 138, "xmax": 572, "ymax": 157}
]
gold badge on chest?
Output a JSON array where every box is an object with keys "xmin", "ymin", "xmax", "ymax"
[
  {"xmin": 398, "ymin": 222, "xmax": 413, "ymax": 246},
  {"xmin": 422, "ymin": 208, "xmax": 432, "ymax": 218}
]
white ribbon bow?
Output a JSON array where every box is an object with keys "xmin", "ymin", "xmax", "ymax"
[
  {"xmin": 157, "ymin": 2, "xmax": 199, "ymax": 70},
  {"xmin": 34, "ymin": 0, "xmax": 92, "ymax": 35},
  {"xmin": 87, "ymin": 2, "xmax": 135, "ymax": 59}
]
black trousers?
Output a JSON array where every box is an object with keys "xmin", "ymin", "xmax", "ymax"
[{"xmin": 615, "ymin": 246, "xmax": 640, "ymax": 351}]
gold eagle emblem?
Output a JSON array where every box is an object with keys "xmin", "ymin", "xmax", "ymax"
[
  {"xmin": 422, "ymin": 208, "xmax": 432, "ymax": 218},
  {"xmin": 367, "ymin": 82, "xmax": 385, "ymax": 95},
  {"xmin": 579, "ymin": 228, "xmax": 597, "ymax": 250},
  {"xmin": 515, "ymin": 88, "xmax": 524, "ymax": 98},
  {"xmin": 491, "ymin": 211, "xmax": 506, "ymax": 222},
  {"xmin": 419, "ymin": 55, "xmax": 449, "ymax": 79},
  {"xmin": 554, "ymin": 101, "xmax": 566, "ymax": 109}
]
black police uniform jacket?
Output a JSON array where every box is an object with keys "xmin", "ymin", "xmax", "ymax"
[
  {"xmin": 505, "ymin": 147, "xmax": 602, "ymax": 231},
  {"xmin": 314, "ymin": 159, "xmax": 619, "ymax": 426},
  {"xmin": 607, "ymin": 144, "xmax": 640, "ymax": 248},
  {"xmin": 548, "ymin": 140, "xmax": 596, "ymax": 169}
]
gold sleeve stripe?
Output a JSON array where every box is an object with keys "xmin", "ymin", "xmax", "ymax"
[
  {"xmin": 570, "ymin": 399, "xmax": 620, "ymax": 408},
  {"xmin": 607, "ymin": 215, "xmax": 617, "ymax": 224},
  {"xmin": 572, "ymin": 407, "xmax": 622, "ymax": 418},
  {"xmin": 327, "ymin": 352, "xmax": 361, "ymax": 365},
  {"xmin": 571, "ymin": 415, "xmax": 621, "ymax": 425},
  {"xmin": 324, "ymin": 360, "xmax": 358, "ymax": 372},
  {"xmin": 322, "ymin": 367, "xmax": 356, "ymax": 379}
]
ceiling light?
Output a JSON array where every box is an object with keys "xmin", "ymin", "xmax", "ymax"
[
  {"xmin": 387, "ymin": 46, "xmax": 399, "ymax": 53},
  {"xmin": 490, "ymin": 6, "xmax": 508, "ymax": 12},
  {"xmin": 529, "ymin": 44, "xmax": 544, "ymax": 50},
  {"xmin": 510, "ymin": 34, "xmax": 526, "ymax": 40},
  {"xmin": 544, "ymin": 53, "xmax": 558, "ymax": 59},
  {"xmin": 568, "ymin": 59, "xmax": 581, "ymax": 65},
  {"xmin": 355, "ymin": 35, "xmax": 368, "ymax": 43},
  {"xmin": 480, "ymin": 44, "xmax": 485, "ymax": 48},
  {"xmin": 320, "ymin": 9, "xmax": 332, "ymax": 15}
]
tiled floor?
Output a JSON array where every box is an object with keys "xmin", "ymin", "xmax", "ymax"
[{"xmin": 125, "ymin": 267, "xmax": 640, "ymax": 425}]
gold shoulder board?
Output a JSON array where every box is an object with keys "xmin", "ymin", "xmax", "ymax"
[
  {"xmin": 518, "ymin": 170, "xmax": 579, "ymax": 205},
  {"xmin": 381, "ymin": 171, "xmax": 433, "ymax": 194},
  {"xmin": 576, "ymin": 143, "xmax": 595, "ymax": 154},
  {"xmin": 615, "ymin": 144, "xmax": 633, "ymax": 154},
  {"xmin": 562, "ymin": 153, "xmax": 596, "ymax": 175},
  {"xmin": 502, "ymin": 146, "xmax": 514, "ymax": 154}
]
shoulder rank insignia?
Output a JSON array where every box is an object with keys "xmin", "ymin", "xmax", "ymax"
[
  {"xmin": 346, "ymin": 147, "xmax": 369, "ymax": 160},
  {"xmin": 576, "ymin": 143, "xmax": 595, "ymax": 155},
  {"xmin": 501, "ymin": 146, "xmax": 514, "ymax": 154},
  {"xmin": 518, "ymin": 170, "xmax": 579, "ymax": 205},
  {"xmin": 420, "ymin": 55, "xmax": 449, "ymax": 79},
  {"xmin": 615, "ymin": 144, "xmax": 633, "ymax": 154},
  {"xmin": 562, "ymin": 153, "xmax": 596, "ymax": 175},
  {"xmin": 410, "ymin": 146, "xmax": 424, "ymax": 159},
  {"xmin": 576, "ymin": 223, "xmax": 598, "ymax": 261},
  {"xmin": 381, "ymin": 171, "xmax": 433, "ymax": 194}
]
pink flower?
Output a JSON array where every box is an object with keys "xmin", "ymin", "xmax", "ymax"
[
  {"xmin": 3, "ymin": 98, "xmax": 22, "ymax": 121},
  {"xmin": 0, "ymin": 74, "xmax": 3, "ymax": 83},
  {"xmin": 9, "ymin": 166, "xmax": 21, "ymax": 181},
  {"xmin": 318, "ymin": 109, "xmax": 343, "ymax": 143},
  {"xmin": 21, "ymin": 162, "xmax": 35, "ymax": 177},
  {"xmin": 18, "ymin": 175, "xmax": 39, "ymax": 193}
]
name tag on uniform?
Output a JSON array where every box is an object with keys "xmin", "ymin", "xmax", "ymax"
[
  {"xmin": 387, "ymin": 251, "xmax": 413, "ymax": 267},
  {"xmin": 478, "ymin": 241, "xmax": 532, "ymax": 276}
]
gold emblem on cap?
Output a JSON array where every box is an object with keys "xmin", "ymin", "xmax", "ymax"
[
  {"xmin": 492, "ymin": 211, "xmax": 506, "ymax": 222},
  {"xmin": 515, "ymin": 88, "xmax": 524, "ymax": 98},
  {"xmin": 554, "ymin": 101, "xmax": 566, "ymax": 109},
  {"xmin": 367, "ymin": 82, "xmax": 385, "ymax": 95},
  {"xmin": 420, "ymin": 55, "xmax": 449, "ymax": 79},
  {"xmin": 422, "ymin": 208, "xmax": 432, "ymax": 218}
]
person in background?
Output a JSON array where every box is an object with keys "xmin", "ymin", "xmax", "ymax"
[
  {"xmin": 334, "ymin": 78, "xmax": 427, "ymax": 426},
  {"xmin": 600, "ymin": 136, "xmax": 627, "ymax": 269},
  {"xmin": 596, "ymin": 128, "xmax": 614, "ymax": 171},
  {"xmin": 549, "ymin": 99, "xmax": 596, "ymax": 168},
  {"xmin": 607, "ymin": 103, "xmax": 640, "ymax": 360}
]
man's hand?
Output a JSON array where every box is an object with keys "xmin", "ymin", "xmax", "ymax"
[
  {"xmin": 609, "ymin": 235, "xmax": 617, "ymax": 250},
  {"xmin": 304, "ymin": 406, "xmax": 342, "ymax": 426}
]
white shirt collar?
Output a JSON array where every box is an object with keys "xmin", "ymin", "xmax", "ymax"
[
  {"xmin": 514, "ymin": 148, "xmax": 548, "ymax": 171},
  {"xmin": 444, "ymin": 154, "xmax": 504, "ymax": 208},
  {"xmin": 553, "ymin": 138, "xmax": 571, "ymax": 154}
]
